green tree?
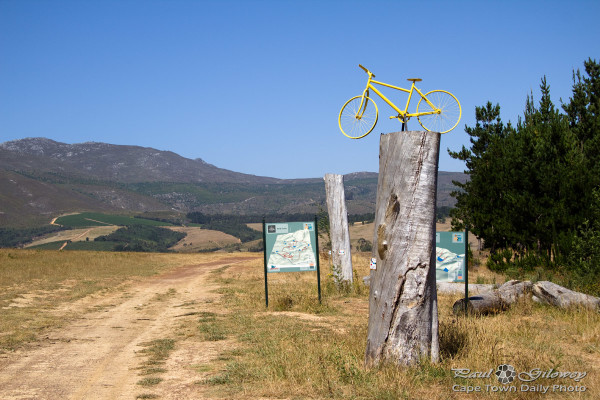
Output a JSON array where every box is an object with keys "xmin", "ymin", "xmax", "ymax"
[
  {"xmin": 356, "ymin": 238, "xmax": 372, "ymax": 252},
  {"xmin": 563, "ymin": 58, "xmax": 600, "ymax": 216},
  {"xmin": 517, "ymin": 78, "xmax": 586, "ymax": 260},
  {"xmin": 448, "ymin": 102, "xmax": 514, "ymax": 251},
  {"xmin": 449, "ymin": 59, "xmax": 598, "ymax": 274}
]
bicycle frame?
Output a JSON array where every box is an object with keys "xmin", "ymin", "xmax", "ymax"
[{"xmin": 359, "ymin": 72, "xmax": 439, "ymax": 120}]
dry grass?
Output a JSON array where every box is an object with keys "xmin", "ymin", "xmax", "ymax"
[
  {"xmin": 2, "ymin": 249, "xmax": 598, "ymax": 398},
  {"xmin": 167, "ymin": 227, "xmax": 240, "ymax": 252},
  {"xmin": 246, "ymin": 223, "xmax": 262, "ymax": 232},
  {"xmin": 0, "ymin": 249, "xmax": 221, "ymax": 351},
  {"xmin": 193, "ymin": 253, "xmax": 600, "ymax": 399}
]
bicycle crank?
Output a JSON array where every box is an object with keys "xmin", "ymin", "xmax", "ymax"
[{"xmin": 389, "ymin": 114, "xmax": 411, "ymax": 122}]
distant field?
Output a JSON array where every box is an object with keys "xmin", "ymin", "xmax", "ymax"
[
  {"xmin": 35, "ymin": 215, "xmax": 242, "ymax": 253},
  {"xmin": 25, "ymin": 226, "xmax": 119, "ymax": 248},
  {"xmin": 30, "ymin": 240, "xmax": 120, "ymax": 251},
  {"xmin": 246, "ymin": 223, "xmax": 262, "ymax": 231},
  {"xmin": 167, "ymin": 227, "xmax": 240, "ymax": 252},
  {"xmin": 348, "ymin": 222, "xmax": 374, "ymax": 248},
  {"xmin": 54, "ymin": 212, "xmax": 173, "ymax": 228}
]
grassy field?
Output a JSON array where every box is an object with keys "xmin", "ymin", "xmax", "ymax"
[
  {"xmin": 186, "ymin": 254, "xmax": 600, "ymax": 399},
  {"xmin": 25, "ymin": 226, "xmax": 120, "ymax": 248},
  {"xmin": 2, "ymin": 249, "xmax": 598, "ymax": 398},
  {"xmin": 0, "ymin": 249, "xmax": 203, "ymax": 351},
  {"xmin": 54, "ymin": 212, "xmax": 174, "ymax": 228},
  {"xmin": 26, "ymin": 225, "xmax": 243, "ymax": 253},
  {"xmin": 167, "ymin": 227, "xmax": 240, "ymax": 252},
  {"xmin": 27, "ymin": 240, "xmax": 120, "ymax": 251}
]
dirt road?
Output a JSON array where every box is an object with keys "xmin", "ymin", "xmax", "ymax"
[{"xmin": 0, "ymin": 256, "xmax": 254, "ymax": 400}]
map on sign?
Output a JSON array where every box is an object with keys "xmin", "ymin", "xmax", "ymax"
[
  {"xmin": 265, "ymin": 222, "xmax": 318, "ymax": 273},
  {"xmin": 436, "ymin": 247, "xmax": 464, "ymax": 280},
  {"xmin": 436, "ymin": 231, "xmax": 466, "ymax": 282}
]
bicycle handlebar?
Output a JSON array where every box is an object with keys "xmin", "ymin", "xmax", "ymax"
[{"xmin": 358, "ymin": 64, "xmax": 375, "ymax": 78}]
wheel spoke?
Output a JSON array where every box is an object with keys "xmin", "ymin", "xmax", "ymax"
[
  {"xmin": 339, "ymin": 96, "xmax": 378, "ymax": 139},
  {"xmin": 416, "ymin": 91, "xmax": 461, "ymax": 133}
]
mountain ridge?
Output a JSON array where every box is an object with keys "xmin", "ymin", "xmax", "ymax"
[
  {"xmin": 0, "ymin": 137, "xmax": 466, "ymax": 227},
  {"xmin": 0, "ymin": 137, "xmax": 290, "ymax": 184}
]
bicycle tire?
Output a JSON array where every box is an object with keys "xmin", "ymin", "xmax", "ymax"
[
  {"xmin": 416, "ymin": 90, "xmax": 461, "ymax": 134},
  {"xmin": 339, "ymin": 95, "xmax": 379, "ymax": 139}
]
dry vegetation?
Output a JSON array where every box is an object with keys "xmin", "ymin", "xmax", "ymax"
[
  {"xmin": 246, "ymin": 223, "xmax": 262, "ymax": 232},
  {"xmin": 182, "ymin": 253, "xmax": 600, "ymax": 399},
  {"xmin": 1, "ymin": 249, "xmax": 598, "ymax": 399},
  {"xmin": 166, "ymin": 227, "xmax": 240, "ymax": 252},
  {"xmin": 0, "ymin": 249, "xmax": 206, "ymax": 351}
]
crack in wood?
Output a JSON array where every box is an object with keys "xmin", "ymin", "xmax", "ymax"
[{"xmin": 382, "ymin": 262, "xmax": 428, "ymax": 351}]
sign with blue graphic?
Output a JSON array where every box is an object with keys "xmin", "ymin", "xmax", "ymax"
[{"xmin": 436, "ymin": 231, "xmax": 467, "ymax": 282}]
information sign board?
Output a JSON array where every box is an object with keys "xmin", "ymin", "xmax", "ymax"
[
  {"xmin": 264, "ymin": 221, "xmax": 318, "ymax": 273},
  {"xmin": 436, "ymin": 231, "xmax": 467, "ymax": 282},
  {"xmin": 262, "ymin": 218, "xmax": 322, "ymax": 307}
]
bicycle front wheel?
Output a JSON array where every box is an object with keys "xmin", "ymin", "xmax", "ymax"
[
  {"xmin": 339, "ymin": 95, "xmax": 378, "ymax": 139},
  {"xmin": 416, "ymin": 90, "xmax": 461, "ymax": 134}
]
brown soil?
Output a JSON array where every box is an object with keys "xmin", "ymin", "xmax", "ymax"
[{"xmin": 0, "ymin": 255, "xmax": 257, "ymax": 400}]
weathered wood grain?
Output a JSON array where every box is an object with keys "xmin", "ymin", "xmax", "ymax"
[
  {"xmin": 452, "ymin": 280, "xmax": 532, "ymax": 314},
  {"xmin": 532, "ymin": 281, "xmax": 600, "ymax": 311},
  {"xmin": 365, "ymin": 131, "xmax": 440, "ymax": 367},
  {"xmin": 324, "ymin": 173, "xmax": 353, "ymax": 284}
]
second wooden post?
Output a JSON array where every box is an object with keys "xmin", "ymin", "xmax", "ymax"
[{"xmin": 324, "ymin": 173, "xmax": 353, "ymax": 285}]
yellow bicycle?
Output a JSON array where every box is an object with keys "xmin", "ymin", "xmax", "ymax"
[{"xmin": 339, "ymin": 64, "xmax": 461, "ymax": 139}]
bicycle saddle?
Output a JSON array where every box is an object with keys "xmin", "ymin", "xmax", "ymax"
[{"xmin": 407, "ymin": 78, "xmax": 422, "ymax": 82}]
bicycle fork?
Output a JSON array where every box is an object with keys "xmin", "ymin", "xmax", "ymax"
[{"xmin": 355, "ymin": 89, "xmax": 371, "ymax": 120}]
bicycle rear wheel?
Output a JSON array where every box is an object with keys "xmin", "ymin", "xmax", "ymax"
[
  {"xmin": 416, "ymin": 90, "xmax": 461, "ymax": 134},
  {"xmin": 339, "ymin": 95, "xmax": 378, "ymax": 139}
]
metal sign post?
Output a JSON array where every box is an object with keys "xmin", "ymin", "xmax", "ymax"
[
  {"xmin": 262, "ymin": 217, "xmax": 269, "ymax": 307},
  {"xmin": 464, "ymin": 229, "xmax": 469, "ymax": 314},
  {"xmin": 314, "ymin": 215, "xmax": 322, "ymax": 304}
]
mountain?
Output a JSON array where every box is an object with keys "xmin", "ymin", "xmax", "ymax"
[
  {"xmin": 0, "ymin": 137, "xmax": 286, "ymax": 184},
  {"xmin": 0, "ymin": 138, "xmax": 466, "ymax": 227}
]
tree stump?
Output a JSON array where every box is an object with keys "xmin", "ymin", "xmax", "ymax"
[
  {"xmin": 365, "ymin": 131, "xmax": 440, "ymax": 367},
  {"xmin": 324, "ymin": 173, "xmax": 353, "ymax": 284},
  {"xmin": 452, "ymin": 280, "xmax": 533, "ymax": 315}
]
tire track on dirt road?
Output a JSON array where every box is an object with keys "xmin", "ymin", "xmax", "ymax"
[{"xmin": 0, "ymin": 255, "xmax": 257, "ymax": 400}]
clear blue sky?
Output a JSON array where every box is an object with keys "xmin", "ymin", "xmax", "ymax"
[{"xmin": 1, "ymin": 0, "xmax": 598, "ymax": 179}]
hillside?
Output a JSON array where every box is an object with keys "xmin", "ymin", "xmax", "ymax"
[
  {"xmin": 0, "ymin": 138, "xmax": 466, "ymax": 227},
  {"xmin": 0, "ymin": 137, "xmax": 287, "ymax": 184}
]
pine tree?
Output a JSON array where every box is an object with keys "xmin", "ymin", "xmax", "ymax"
[
  {"xmin": 563, "ymin": 58, "xmax": 600, "ymax": 218},
  {"xmin": 448, "ymin": 102, "xmax": 513, "ymax": 251},
  {"xmin": 449, "ymin": 71, "xmax": 588, "ymax": 264}
]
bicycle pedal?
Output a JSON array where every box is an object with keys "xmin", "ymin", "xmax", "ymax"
[{"xmin": 389, "ymin": 115, "xmax": 400, "ymax": 119}]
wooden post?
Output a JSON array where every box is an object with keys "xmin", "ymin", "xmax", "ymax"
[
  {"xmin": 365, "ymin": 131, "xmax": 440, "ymax": 367},
  {"xmin": 324, "ymin": 173, "xmax": 353, "ymax": 284}
]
